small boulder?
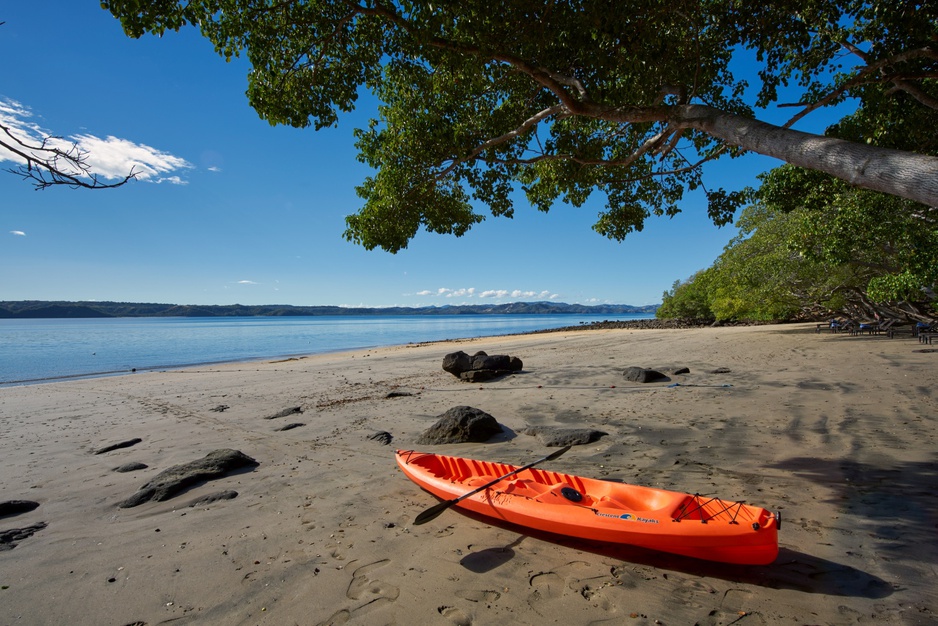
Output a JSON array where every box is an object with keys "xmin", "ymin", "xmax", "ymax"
[
  {"xmin": 368, "ymin": 431, "xmax": 393, "ymax": 445},
  {"xmin": 113, "ymin": 462, "xmax": 148, "ymax": 473},
  {"xmin": 0, "ymin": 522, "xmax": 47, "ymax": 551},
  {"xmin": 623, "ymin": 366, "xmax": 668, "ymax": 383},
  {"xmin": 0, "ymin": 500, "xmax": 40, "ymax": 518},
  {"xmin": 118, "ymin": 449, "xmax": 259, "ymax": 509},
  {"xmin": 93, "ymin": 438, "xmax": 142, "ymax": 455},
  {"xmin": 442, "ymin": 351, "xmax": 472, "ymax": 375},
  {"xmin": 274, "ymin": 422, "xmax": 304, "ymax": 431},
  {"xmin": 265, "ymin": 406, "xmax": 303, "ymax": 420},
  {"xmin": 522, "ymin": 426, "xmax": 608, "ymax": 447},
  {"xmin": 416, "ymin": 406, "xmax": 503, "ymax": 445},
  {"xmin": 460, "ymin": 369, "xmax": 504, "ymax": 383}
]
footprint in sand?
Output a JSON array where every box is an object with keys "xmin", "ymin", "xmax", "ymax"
[
  {"xmin": 346, "ymin": 559, "xmax": 400, "ymax": 601},
  {"xmin": 528, "ymin": 571, "xmax": 565, "ymax": 601},
  {"xmin": 670, "ymin": 576, "xmax": 719, "ymax": 608},
  {"xmin": 438, "ymin": 605, "xmax": 473, "ymax": 625},
  {"xmin": 317, "ymin": 559, "xmax": 400, "ymax": 626}
]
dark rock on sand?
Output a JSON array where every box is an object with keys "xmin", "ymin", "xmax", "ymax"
[
  {"xmin": 188, "ymin": 490, "xmax": 238, "ymax": 507},
  {"xmin": 274, "ymin": 422, "xmax": 304, "ymax": 431},
  {"xmin": 385, "ymin": 391, "xmax": 413, "ymax": 398},
  {"xmin": 93, "ymin": 438, "xmax": 143, "ymax": 455},
  {"xmin": 443, "ymin": 350, "xmax": 523, "ymax": 383},
  {"xmin": 522, "ymin": 426, "xmax": 608, "ymax": 447},
  {"xmin": 471, "ymin": 353, "xmax": 511, "ymax": 371},
  {"xmin": 368, "ymin": 431, "xmax": 393, "ymax": 445},
  {"xmin": 416, "ymin": 406, "xmax": 503, "ymax": 445},
  {"xmin": 671, "ymin": 366, "xmax": 691, "ymax": 375},
  {"xmin": 113, "ymin": 462, "xmax": 148, "ymax": 473},
  {"xmin": 210, "ymin": 405, "xmax": 230, "ymax": 412},
  {"xmin": 0, "ymin": 521, "xmax": 47, "ymax": 551},
  {"xmin": 265, "ymin": 406, "xmax": 303, "ymax": 420},
  {"xmin": 442, "ymin": 351, "xmax": 472, "ymax": 375},
  {"xmin": 118, "ymin": 449, "xmax": 259, "ymax": 508},
  {"xmin": 0, "ymin": 500, "xmax": 40, "ymax": 518},
  {"xmin": 623, "ymin": 367, "xmax": 668, "ymax": 383},
  {"xmin": 710, "ymin": 367, "xmax": 732, "ymax": 374},
  {"xmin": 460, "ymin": 369, "xmax": 506, "ymax": 383}
]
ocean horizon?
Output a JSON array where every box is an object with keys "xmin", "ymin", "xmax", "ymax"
[{"xmin": 0, "ymin": 313, "xmax": 652, "ymax": 386}]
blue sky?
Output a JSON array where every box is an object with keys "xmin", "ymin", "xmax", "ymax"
[{"xmin": 2, "ymin": 3, "xmax": 812, "ymax": 308}]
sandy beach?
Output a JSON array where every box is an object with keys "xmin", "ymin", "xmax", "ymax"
[{"xmin": 1, "ymin": 323, "xmax": 936, "ymax": 625}]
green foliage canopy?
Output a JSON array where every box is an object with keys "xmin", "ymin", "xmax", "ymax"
[{"xmin": 103, "ymin": 1, "xmax": 938, "ymax": 252}]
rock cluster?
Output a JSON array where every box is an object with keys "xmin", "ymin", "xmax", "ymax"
[{"xmin": 442, "ymin": 350, "xmax": 523, "ymax": 382}]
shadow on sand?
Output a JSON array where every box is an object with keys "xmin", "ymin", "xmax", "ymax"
[{"xmin": 445, "ymin": 507, "xmax": 892, "ymax": 599}]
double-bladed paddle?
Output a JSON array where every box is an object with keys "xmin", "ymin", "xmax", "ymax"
[{"xmin": 412, "ymin": 445, "xmax": 573, "ymax": 525}]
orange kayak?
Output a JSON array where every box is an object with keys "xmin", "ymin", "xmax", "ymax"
[{"xmin": 396, "ymin": 449, "xmax": 780, "ymax": 565}]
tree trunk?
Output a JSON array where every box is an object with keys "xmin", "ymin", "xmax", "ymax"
[{"xmin": 675, "ymin": 104, "xmax": 938, "ymax": 207}]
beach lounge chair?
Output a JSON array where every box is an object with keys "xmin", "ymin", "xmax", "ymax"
[
  {"xmin": 817, "ymin": 318, "xmax": 852, "ymax": 333},
  {"xmin": 852, "ymin": 318, "xmax": 896, "ymax": 336}
]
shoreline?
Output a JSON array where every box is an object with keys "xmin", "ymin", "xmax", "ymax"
[
  {"xmin": 1, "ymin": 313, "xmax": 658, "ymax": 387},
  {"xmin": 2, "ymin": 316, "xmax": 683, "ymax": 388},
  {"xmin": 1, "ymin": 323, "xmax": 935, "ymax": 624}
]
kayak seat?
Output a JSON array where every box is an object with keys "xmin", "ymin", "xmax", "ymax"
[{"xmin": 589, "ymin": 484, "xmax": 686, "ymax": 512}]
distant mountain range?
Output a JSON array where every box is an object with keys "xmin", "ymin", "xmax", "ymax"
[{"xmin": 0, "ymin": 300, "xmax": 659, "ymax": 319}]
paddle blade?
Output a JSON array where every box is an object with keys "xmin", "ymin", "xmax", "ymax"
[
  {"xmin": 544, "ymin": 445, "xmax": 572, "ymax": 461},
  {"xmin": 413, "ymin": 498, "xmax": 457, "ymax": 525}
]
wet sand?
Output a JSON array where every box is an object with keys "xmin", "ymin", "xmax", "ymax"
[{"xmin": 1, "ymin": 323, "xmax": 935, "ymax": 625}]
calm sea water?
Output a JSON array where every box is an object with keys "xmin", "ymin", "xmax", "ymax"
[{"xmin": 0, "ymin": 314, "xmax": 650, "ymax": 385}]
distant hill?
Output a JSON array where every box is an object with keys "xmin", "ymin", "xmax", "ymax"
[{"xmin": 0, "ymin": 300, "xmax": 658, "ymax": 319}]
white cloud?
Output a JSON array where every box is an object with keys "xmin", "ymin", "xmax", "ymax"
[
  {"xmin": 237, "ymin": 280, "xmax": 258, "ymax": 285},
  {"xmin": 0, "ymin": 98, "xmax": 193, "ymax": 184},
  {"xmin": 433, "ymin": 287, "xmax": 477, "ymax": 298},
  {"xmin": 480, "ymin": 290, "xmax": 510, "ymax": 299},
  {"xmin": 208, "ymin": 166, "xmax": 222, "ymax": 173},
  {"xmin": 9, "ymin": 230, "xmax": 26, "ymax": 236},
  {"xmin": 446, "ymin": 288, "xmax": 475, "ymax": 298},
  {"xmin": 423, "ymin": 287, "xmax": 560, "ymax": 302}
]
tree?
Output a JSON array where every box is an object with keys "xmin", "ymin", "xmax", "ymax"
[
  {"xmin": 103, "ymin": 0, "xmax": 938, "ymax": 251},
  {"xmin": 758, "ymin": 164, "xmax": 937, "ymax": 319},
  {"xmin": 657, "ymin": 200, "xmax": 870, "ymax": 322},
  {"xmin": 657, "ymin": 270, "xmax": 718, "ymax": 320}
]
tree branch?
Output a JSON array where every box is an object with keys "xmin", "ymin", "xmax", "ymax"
[
  {"xmin": 432, "ymin": 104, "xmax": 567, "ymax": 179},
  {"xmin": 1, "ymin": 124, "xmax": 136, "ymax": 190},
  {"xmin": 780, "ymin": 44, "xmax": 938, "ymax": 128}
]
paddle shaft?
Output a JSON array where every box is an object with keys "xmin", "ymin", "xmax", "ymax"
[{"xmin": 412, "ymin": 445, "xmax": 572, "ymax": 525}]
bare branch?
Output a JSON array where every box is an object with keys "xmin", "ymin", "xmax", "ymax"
[
  {"xmin": 1, "ymin": 123, "xmax": 137, "ymax": 190},
  {"xmin": 781, "ymin": 43, "xmax": 938, "ymax": 127}
]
